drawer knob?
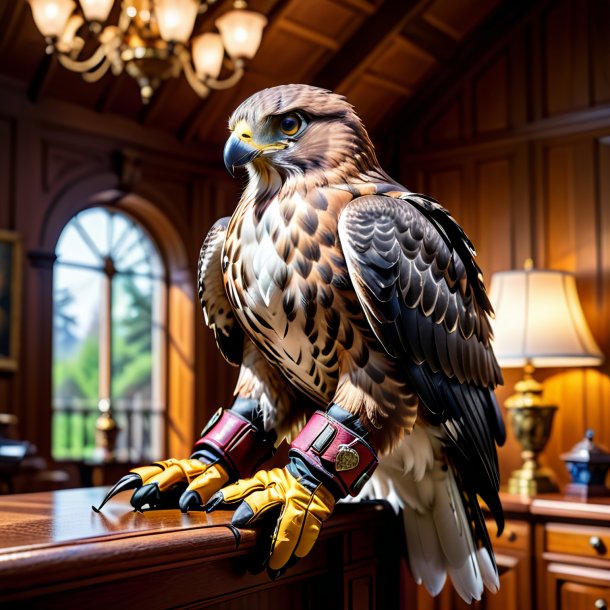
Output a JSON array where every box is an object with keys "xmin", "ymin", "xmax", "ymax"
[
  {"xmin": 506, "ymin": 531, "xmax": 517, "ymax": 543},
  {"xmin": 590, "ymin": 536, "xmax": 606, "ymax": 554},
  {"xmin": 594, "ymin": 599, "xmax": 607, "ymax": 610}
]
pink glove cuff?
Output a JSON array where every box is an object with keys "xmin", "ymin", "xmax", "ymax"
[
  {"xmin": 192, "ymin": 409, "xmax": 275, "ymax": 478},
  {"xmin": 290, "ymin": 410, "xmax": 378, "ymax": 497}
]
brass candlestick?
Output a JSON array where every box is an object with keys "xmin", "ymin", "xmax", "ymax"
[
  {"xmin": 95, "ymin": 398, "xmax": 120, "ymax": 460},
  {"xmin": 506, "ymin": 363, "xmax": 559, "ymax": 495}
]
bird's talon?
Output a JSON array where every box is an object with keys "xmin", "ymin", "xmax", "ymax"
[
  {"xmin": 179, "ymin": 489, "xmax": 203, "ymax": 513},
  {"xmin": 231, "ymin": 501, "xmax": 255, "ymax": 527},
  {"xmin": 203, "ymin": 491, "xmax": 224, "ymax": 513},
  {"xmin": 93, "ymin": 472, "xmax": 143, "ymax": 512},
  {"xmin": 267, "ymin": 567, "xmax": 282, "ymax": 581},
  {"xmin": 130, "ymin": 482, "xmax": 162, "ymax": 511}
]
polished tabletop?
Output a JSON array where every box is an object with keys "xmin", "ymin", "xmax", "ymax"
[
  {"xmin": 0, "ymin": 486, "xmax": 250, "ymax": 553},
  {"xmin": 0, "ymin": 486, "xmax": 391, "ymax": 604}
]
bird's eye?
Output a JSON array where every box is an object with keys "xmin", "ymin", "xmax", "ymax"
[{"xmin": 279, "ymin": 113, "xmax": 301, "ymax": 136}]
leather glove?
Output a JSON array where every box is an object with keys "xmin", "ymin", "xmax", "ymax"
[
  {"xmin": 205, "ymin": 404, "xmax": 378, "ymax": 576},
  {"xmin": 211, "ymin": 466, "xmax": 335, "ymax": 573}
]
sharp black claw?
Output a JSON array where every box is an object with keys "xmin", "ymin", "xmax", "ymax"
[
  {"xmin": 266, "ymin": 556, "xmax": 298, "ymax": 581},
  {"xmin": 202, "ymin": 491, "xmax": 224, "ymax": 513},
  {"xmin": 268, "ymin": 568, "xmax": 280, "ymax": 580},
  {"xmin": 93, "ymin": 473, "xmax": 143, "ymax": 512},
  {"xmin": 231, "ymin": 501, "xmax": 254, "ymax": 527},
  {"xmin": 267, "ymin": 567, "xmax": 283, "ymax": 581},
  {"xmin": 131, "ymin": 483, "xmax": 162, "ymax": 510},
  {"xmin": 179, "ymin": 490, "xmax": 202, "ymax": 513}
]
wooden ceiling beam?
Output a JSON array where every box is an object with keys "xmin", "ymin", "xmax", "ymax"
[
  {"xmin": 0, "ymin": 2, "xmax": 27, "ymax": 55},
  {"xmin": 399, "ymin": 15, "xmax": 457, "ymax": 64},
  {"xmin": 277, "ymin": 19, "xmax": 339, "ymax": 51},
  {"xmin": 362, "ymin": 73, "xmax": 411, "ymax": 97},
  {"xmin": 383, "ymin": 0, "xmax": 535, "ymax": 136},
  {"xmin": 334, "ymin": 0, "xmax": 377, "ymax": 15},
  {"xmin": 311, "ymin": 0, "xmax": 432, "ymax": 92}
]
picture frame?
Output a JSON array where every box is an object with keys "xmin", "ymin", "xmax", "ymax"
[{"xmin": 0, "ymin": 231, "xmax": 22, "ymax": 372}]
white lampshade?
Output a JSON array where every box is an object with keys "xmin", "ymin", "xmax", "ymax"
[
  {"xmin": 79, "ymin": 0, "xmax": 113, "ymax": 22},
  {"xmin": 215, "ymin": 8, "xmax": 267, "ymax": 59},
  {"xmin": 192, "ymin": 33, "xmax": 224, "ymax": 79},
  {"xmin": 29, "ymin": 0, "xmax": 75, "ymax": 37},
  {"xmin": 155, "ymin": 0, "xmax": 198, "ymax": 43},
  {"xmin": 489, "ymin": 265, "xmax": 604, "ymax": 368}
]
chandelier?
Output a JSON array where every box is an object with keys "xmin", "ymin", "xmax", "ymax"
[{"xmin": 27, "ymin": 0, "xmax": 267, "ymax": 103}]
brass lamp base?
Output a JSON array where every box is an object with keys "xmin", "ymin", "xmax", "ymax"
[
  {"xmin": 508, "ymin": 453, "xmax": 559, "ymax": 495},
  {"xmin": 505, "ymin": 365, "xmax": 559, "ymax": 496}
]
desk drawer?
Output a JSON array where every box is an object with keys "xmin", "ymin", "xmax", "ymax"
[
  {"xmin": 487, "ymin": 519, "xmax": 530, "ymax": 553},
  {"xmin": 560, "ymin": 582, "xmax": 610, "ymax": 610},
  {"xmin": 546, "ymin": 523, "xmax": 610, "ymax": 561}
]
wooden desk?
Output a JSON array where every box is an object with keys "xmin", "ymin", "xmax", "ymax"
[{"xmin": 0, "ymin": 488, "xmax": 401, "ymax": 610}]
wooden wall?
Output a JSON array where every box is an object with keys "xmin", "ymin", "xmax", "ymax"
[
  {"xmin": 0, "ymin": 79, "xmax": 239, "ymax": 463},
  {"xmin": 399, "ymin": 0, "xmax": 610, "ymax": 487}
]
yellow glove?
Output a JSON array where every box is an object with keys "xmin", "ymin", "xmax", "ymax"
[
  {"xmin": 207, "ymin": 467, "xmax": 335, "ymax": 573},
  {"xmin": 131, "ymin": 459, "xmax": 229, "ymax": 509},
  {"xmin": 94, "ymin": 458, "xmax": 228, "ymax": 512}
]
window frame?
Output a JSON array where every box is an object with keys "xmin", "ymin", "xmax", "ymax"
[{"xmin": 52, "ymin": 206, "xmax": 169, "ymax": 462}]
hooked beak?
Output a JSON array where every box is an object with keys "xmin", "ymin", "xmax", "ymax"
[{"xmin": 223, "ymin": 132, "xmax": 261, "ymax": 177}]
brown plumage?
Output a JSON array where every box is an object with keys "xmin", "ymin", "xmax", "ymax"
[{"xmin": 198, "ymin": 84, "xmax": 505, "ymax": 602}]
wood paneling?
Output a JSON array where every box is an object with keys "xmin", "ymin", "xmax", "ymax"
[
  {"xmin": 400, "ymin": 0, "xmax": 610, "ymax": 489},
  {"xmin": 474, "ymin": 53, "xmax": 509, "ymax": 134},
  {"xmin": 542, "ymin": 0, "xmax": 589, "ymax": 117},
  {"xmin": 0, "ymin": 118, "xmax": 15, "ymax": 229}
]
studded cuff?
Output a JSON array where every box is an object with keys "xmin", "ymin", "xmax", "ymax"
[
  {"xmin": 288, "ymin": 404, "xmax": 378, "ymax": 498},
  {"xmin": 191, "ymin": 400, "xmax": 276, "ymax": 480}
]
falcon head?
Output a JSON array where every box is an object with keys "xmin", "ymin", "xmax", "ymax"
[{"xmin": 224, "ymin": 84, "xmax": 383, "ymax": 188}]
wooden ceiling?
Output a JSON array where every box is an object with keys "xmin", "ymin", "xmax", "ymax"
[{"xmin": 0, "ymin": 0, "xmax": 505, "ymax": 148}]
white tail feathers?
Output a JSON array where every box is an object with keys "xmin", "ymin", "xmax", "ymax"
[
  {"xmin": 402, "ymin": 504, "xmax": 447, "ymax": 596},
  {"xmin": 355, "ymin": 425, "xmax": 500, "ymax": 603}
]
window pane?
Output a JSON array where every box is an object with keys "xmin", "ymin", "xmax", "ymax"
[
  {"xmin": 52, "ymin": 207, "xmax": 166, "ymax": 463},
  {"xmin": 112, "ymin": 220, "xmax": 163, "ymax": 277},
  {"xmin": 112, "ymin": 274, "xmax": 164, "ymax": 461},
  {"xmin": 109, "ymin": 213, "xmax": 133, "ymax": 258},
  {"xmin": 77, "ymin": 208, "xmax": 111, "ymax": 257},
  {"xmin": 112, "ymin": 275, "xmax": 153, "ymax": 401},
  {"xmin": 55, "ymin": 224, "xmax": 102, "ymax": 268},
  {"xmin": 52, "ymin": 266, "xmax": 102, "ymax": 460}
]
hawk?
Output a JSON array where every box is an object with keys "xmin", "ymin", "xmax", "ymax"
[{"xmin": 98, "ymin": 84, "xmax": 505, "ymax": 602}]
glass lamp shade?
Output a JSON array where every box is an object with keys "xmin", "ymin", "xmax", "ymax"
[
  {"xmin": 79, "ymin": 0, "xmax": 113, "ymax": 22},
  {"xmin": 215, "ymin": 8, "xmax": 267, "ymax": 59},
  {"xmin": 155, "ymin": 0, "xmax": 198, "ymax": 43},
  {"xmin": 192, "ymin": 33, "xmax": 224, "ymax": 79},
  {"xmin": 29, "ymin": 0, "xmax": 75, "ymax": 37},
  {"xmin": 489, "ymin": 266, "xmax": 604, "ymax": 368}
]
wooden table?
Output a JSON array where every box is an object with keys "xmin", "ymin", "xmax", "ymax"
[{"xmin": 0, "ymin": 487, "xmax": 401, "ymax": 609}]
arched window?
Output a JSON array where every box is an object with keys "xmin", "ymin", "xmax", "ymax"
[{"xmin": 52, "ymin": 207, "xmax": 166, "ymax": 462}]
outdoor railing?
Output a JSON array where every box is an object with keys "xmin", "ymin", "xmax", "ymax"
[{"xmin": 52, "ymin": 398, "xmax": 165, "ymax": 462}]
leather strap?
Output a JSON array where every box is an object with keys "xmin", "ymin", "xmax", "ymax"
[
  {"xmin": 289, "ymin": 409, "xmax": 378, "ymax": 497},
  {"xmin": 192, "ymin": 408, "xmax": 275, "ymax": 479}
]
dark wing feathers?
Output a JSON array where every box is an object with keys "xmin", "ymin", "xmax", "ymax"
[
  {"xmin": 338, "ymin": 193, "xmax": 506, "ymax": 543},
  {"xmin": 339, "ymin": 193, "xmax": 502, "ymax": 386},
  {"xmin": 198, "ymin": 217, "xmax": 244, "ymax": 366}
]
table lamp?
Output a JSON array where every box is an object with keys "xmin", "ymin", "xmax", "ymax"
[{"xmin": 488, "ymin": 259, "xmax": 604, "ymax": 496}]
